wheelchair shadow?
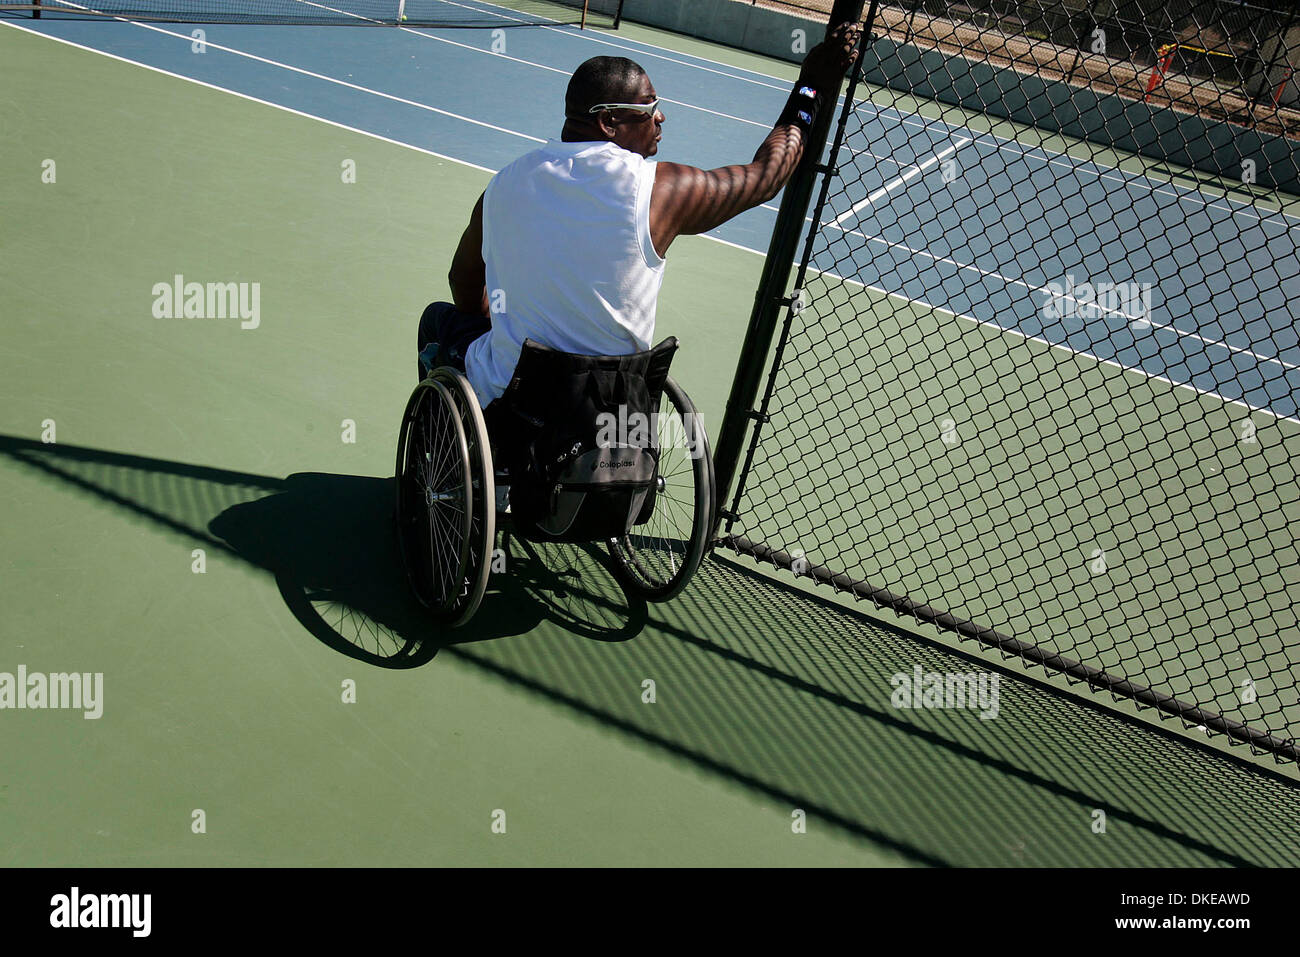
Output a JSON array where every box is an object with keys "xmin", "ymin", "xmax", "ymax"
[
  {"xmin": 0, "ymin": 434, "xmax": 646, "ymax": 669},
  {"xmin": 210, "ymin": 472, "xmax": 649, "ymax": 667}
]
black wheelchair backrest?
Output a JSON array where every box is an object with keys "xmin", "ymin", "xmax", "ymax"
[{"xmin": 488, "ymin": 337, "xmax": 678, "ymax": 542}]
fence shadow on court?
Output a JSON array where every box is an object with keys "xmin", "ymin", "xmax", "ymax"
[
  {"xmin": 4, "ymin": 431, "xmax": 1296, "ymax": 866},
  {"xmin": 445, "ymin": 552, "xmax": 1300, "ymax": 867}
]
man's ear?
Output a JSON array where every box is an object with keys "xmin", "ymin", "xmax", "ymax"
[{"xmin": 596, "ymin": 113, "xmax": 619, "ymax": 140}]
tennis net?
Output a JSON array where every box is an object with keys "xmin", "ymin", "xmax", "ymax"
[{"xmin": 6, "ymin": 0, "xmax": 624, "ymax": 27}]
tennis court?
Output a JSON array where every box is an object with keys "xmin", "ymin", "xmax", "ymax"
[
  {"xmin": 2, "ymin": 0, "xmax": 1298, "ymax": 867},
  {"xmin": 728, "ymin": 76, "xmax": 1300, "ymax": 760}
]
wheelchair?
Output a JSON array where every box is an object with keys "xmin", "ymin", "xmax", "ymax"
[{"xmin": 394, "ymin": 336, "xmax": 716, "ymax": 627}]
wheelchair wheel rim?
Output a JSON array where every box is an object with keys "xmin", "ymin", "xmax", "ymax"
[
  {"xmin": 609, "ymin": 376, "xmax": 713, "ymax": 600},
  {"xmin": 396, "ymin": 379, "xmax": 473, "ymax": 614}
]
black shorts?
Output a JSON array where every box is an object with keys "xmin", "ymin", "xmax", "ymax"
[{"xmin": 417, "ymin": 301, "xmax": 491, "ymax": 378}]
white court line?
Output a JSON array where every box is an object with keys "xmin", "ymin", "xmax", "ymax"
[
  {"xmin": 428, "ymin": 0, "xmax": 795, "ymax": 91},
  {"xmin": 856, "ymin": 98, "xmax": 1300, "ymax": 229},
  {"xmin": 829, "ymin": 272, "xmax": 1300, "ymax": 427},
  {"xmin": 473, "ymin": 0, "xmax": 800, "ymax": 87},
  {"xmin": 5, "ymin": 19, "xmax": 1294, "ymax": 425},
  {"xmin": 823, "ymin": 220, "xmax": 1299, "ymax": 372},
  {"xmin": 30, "ymin": 2, "xmax": 549, "ymax": 142},
  {"xmin": 291, "ymin": 0, "xmax": 773, "ymax": 128},
  {"xmin": 533, "ymin": 23, "xmax": 790, "ymax": 92},
  {"xmin": 833, "ymin": 136, "xmax": 971, "ymax": 226},
  {"xmin": 397, "ymin": 27, "xmax": 772, "ymax": 128},
  {"xmin": 0, "ymin": 21, "xmax": 498, "ymax": 172}
]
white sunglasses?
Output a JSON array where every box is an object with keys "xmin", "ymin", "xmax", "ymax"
[{"xmin": 586, "ymin": 97, "xmax": 662, "ymax": 117}]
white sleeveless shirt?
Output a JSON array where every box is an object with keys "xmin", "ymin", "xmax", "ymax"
[{"xmin": 464, "ymin": 140, "xmax": 666, "ymax": 408}]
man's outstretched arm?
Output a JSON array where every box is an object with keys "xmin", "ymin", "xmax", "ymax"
[
  {"xmin": 649, "ymin": 23, "xmax": 859, "ymax": 258},
  {"xmin": 448, "ymin": 191, "xmax": 489, "ymax": 317}
]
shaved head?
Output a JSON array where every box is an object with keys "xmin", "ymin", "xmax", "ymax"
[
  {"xmin": 565, "ymin": 56, "xmax": 648, "ymax": 118},
  {"xmin": 561, "ymin": 56, "xmax": 662, "ymax": 158}
]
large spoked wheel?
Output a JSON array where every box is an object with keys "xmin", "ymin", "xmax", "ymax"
[
  {"xmin": 608, "ymin": 375, "xmax": 715, "ymax": 602},
  {"xmin": 394, "ymin": 370, "xmax": 494, "ymax": 627}
]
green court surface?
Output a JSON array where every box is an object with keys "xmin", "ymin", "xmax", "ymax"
[
  {"xmin": 734, "ymin": 276, "xmax": 1300, "ymax": 746},
  {"xmin": 2, "ymin": 22, "xmax": 1299, "ymax": 867}
]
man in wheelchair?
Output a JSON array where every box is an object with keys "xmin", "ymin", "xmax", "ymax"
[
  {"xmin": 400, "ymin": 26, "xmax": 859, "ymax": 622},
  {"xmin": 418, "ymin": 25, "xmax": 858, "ymax": 397}
]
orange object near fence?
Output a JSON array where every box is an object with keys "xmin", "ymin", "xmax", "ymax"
[
  {"xmin": 1144, "ymin": 43, "xmax": 1178, "ymax": 101},
  {"xmin": 1273, "ymin": 66, "xmax": 1294, "ymax": 107}
]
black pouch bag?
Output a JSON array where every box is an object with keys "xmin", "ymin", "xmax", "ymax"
[{"xmin": 488, "ymin": 337, "xmax": 677, "ymax": 543}]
